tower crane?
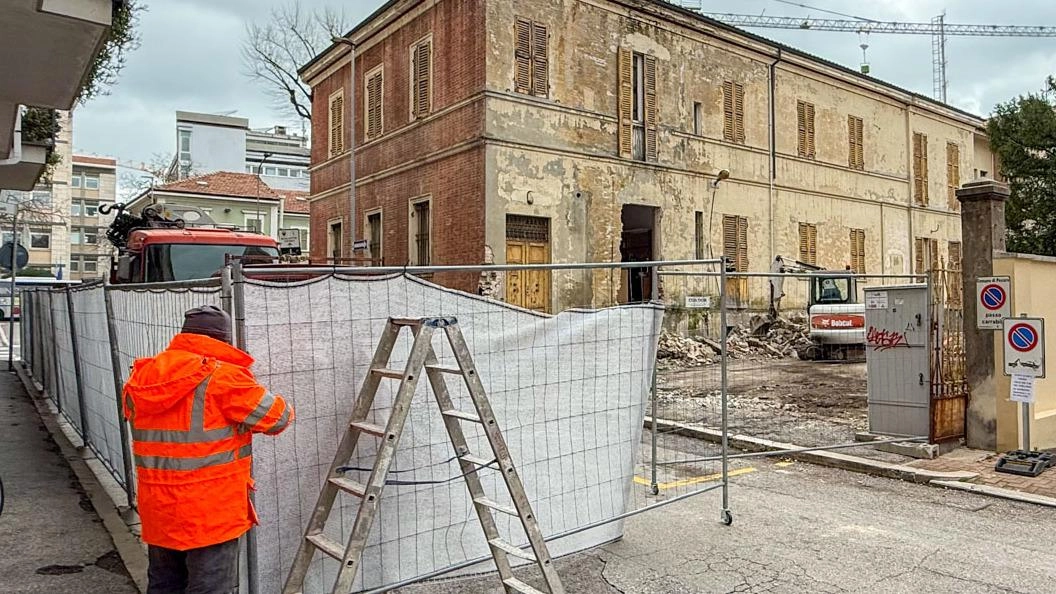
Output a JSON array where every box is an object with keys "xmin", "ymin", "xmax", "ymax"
[{"xmin": 676, "ymin": 4, "xmax": 1056, "ymax": 103}]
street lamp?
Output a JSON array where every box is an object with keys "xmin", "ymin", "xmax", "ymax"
[
  {"xmin": 255, "ymin": 152, "xmax": 274, "ymax": 235},
  {"xmin": 332, "ymin": 35, "xmax": 356, "ymax": 261}
]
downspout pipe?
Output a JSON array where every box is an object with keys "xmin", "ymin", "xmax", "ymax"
[
  {"xmin": 0, "ymin": 108, "xmax": 24, "ymax": 166},
  {"xmin": 768, "ymin": 50, "xmax": 782, "ymax": 262}
]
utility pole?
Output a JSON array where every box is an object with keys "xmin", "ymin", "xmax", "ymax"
[{"xmin": 255, "ymin": 152, "xmax": 273, "ymax": 235}]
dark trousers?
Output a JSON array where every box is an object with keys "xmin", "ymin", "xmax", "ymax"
[{"xmin": 147, "ymin": 537, "xmax": 240, "ymax": 594}]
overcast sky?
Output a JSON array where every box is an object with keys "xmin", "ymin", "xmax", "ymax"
[{"xmin": 73, "ymin": 0, "xmax": 1056, "ymax": 185}]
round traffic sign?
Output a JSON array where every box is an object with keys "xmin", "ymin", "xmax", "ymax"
[
  {"xmin": 1008, "ymin": 323, "xmax": 1039, "ymax": 353},
  {"xmin": 981, "ymin": 284, "xmax": 1006, "ymax": 311}
]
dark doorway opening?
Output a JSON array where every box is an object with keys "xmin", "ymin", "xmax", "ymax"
[{"xmin": 620, "ymin": 204, "xmax": 659, "ymax": 303}]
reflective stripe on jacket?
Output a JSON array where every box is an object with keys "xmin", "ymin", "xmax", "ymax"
[{"xmin": 123, "ymin": 333, "xmax": 293, "ymax": 551}]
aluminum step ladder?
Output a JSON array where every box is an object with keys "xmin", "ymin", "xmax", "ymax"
[{"xmin": 283, "ymin": 317, "xmax": 565, "ymax": 594}]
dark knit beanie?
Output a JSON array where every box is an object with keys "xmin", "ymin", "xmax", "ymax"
[{"xmin": 181, "ymin": 305, "xmax": 232, "ymax": 343}]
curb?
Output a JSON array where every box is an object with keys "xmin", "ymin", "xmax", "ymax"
[
  {"xmin": 646, "ymin": 417, "xmax": 978, "ymax": 484},
  {"xmin": 14, "ymin": 365, "xmax": 149, "ymax": 593},
  {"xmin": 930, "ymin": 479, "xmax": 1056, "ymax": 508}
]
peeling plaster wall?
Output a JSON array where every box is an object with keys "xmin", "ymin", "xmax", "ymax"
[{"xmin": 481, "ymin": 0, "xmax": 984, "ymax": 309}]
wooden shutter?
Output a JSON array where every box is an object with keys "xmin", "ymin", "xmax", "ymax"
[
  {"xmin": 734, "ymin": 82, "xmax": 745, "ymax": 143},
  {"xmin": 618, "ymin": 48, "xmax": 633, "ymax": 158},
  {"xmin": 929, "ymin": 238, "xmax": 939, "ymax": 272},
  {"xmin": 737, "ymin": 216, "xmax": 748, "ymax": 271},
  {"xmin": 412, "ymin": 39, "xmax": 431, "ymax": 118},
  {"xmin": 913, "ymin": 132, "xmax": 928, "ymax": 205},
  {"xmin": 947, "ymin": 142, "xmax": 960, "ymax": 209},
  {"xmin": 723, "ymin": 81, "xmax": 735, "ymax": 142},
  {"xmin": 723, "ymin": 215, "xmax": 738, "ymax": 265},
  {"xmin": 948, "ymin": 241, "xmax": 962, "ymax": 269},
  {"xmin": 644, "ymin": 55, "xmax": 658, "ymax": 162},
  {"xmin": 848, "ymin": 115, "xmax": 863, "ymax": 170},
  {"xmin": 531, "ymin": 22, "xmax": 548, "ymax": 96},
  {"xmin": 850, "ymin": 229, "xmax": 865, "ymax": 273},
  {"xmin": 515, "ymin": 18, "xmax": 531, "ymax": 94},
  {"xmin": 797, "ymin": 102, "xmax": 815, "ymax": 158},
  {"xmin": 328, "ymin": 90, "xmax": 344, "ymax": 157},
  {"xmin": 798, "ymin": 223, "xmax": 817, "ymax": 265},
  {"xmin": 366, "ymin": 69, "xmax": 383, "ymax": 140},
  {"xmin": 797, "ymin": 102, "xmax": 807, "ymax": 157}
]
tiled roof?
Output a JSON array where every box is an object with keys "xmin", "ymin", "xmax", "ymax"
[
  {"xmin": 72, "ymin": 155, "xmax": 117, "ymax": 167},
  {"xmin": 156, "ymin": 171, "xmax": 282, "ymax": 200},
  {"xmin": 279, "ymin": 190, "xmax": 310, "ymax": 214}
]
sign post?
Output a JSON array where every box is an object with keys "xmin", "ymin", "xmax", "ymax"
[
  {"xmin": 1003, "ymin": 317, "xmax": 1046, "ymax": 451},
  {"xmin": 976, "ymin": 276, "xmax": 1011, "ymax": 330}
]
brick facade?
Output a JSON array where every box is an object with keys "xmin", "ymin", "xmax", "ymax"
[{"xmin": 306, "ymin": 0, "xmax": 486, "ymax": 292}]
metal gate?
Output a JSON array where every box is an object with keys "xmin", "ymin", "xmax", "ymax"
[{"xmin": 929, "ymin": 266, "xmax": 968, "ymax": 442}]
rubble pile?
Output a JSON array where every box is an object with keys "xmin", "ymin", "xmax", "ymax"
[
  {"xmin": 658, "ymin": 315, "xmax": 812, "ymax": 366},
  {"xmin": 657, "ymin": 332, "xmax": 716, "ymax": 366},
  {"xmin": 729, "ymin": 315, "xmax": 812, "ymax": 360}
]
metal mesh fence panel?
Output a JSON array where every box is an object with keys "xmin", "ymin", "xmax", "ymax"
[
  {"xmin": 241, "ymin": 272, "xmax": 663, "ymax": 593},
  {"xmin": 19, "ymin": 289, "xmax": 32, "ymax": 372},
  {"xmin": 106, "ymin": 282, "xmax": 224, "ymax": 384},
  {"xmin": 70, "ymin": 285, "xmax": 127, "ymax": 486},
  {"xmin": 51, "ymin": 290, "xmax": 83, "ymax": 437}
]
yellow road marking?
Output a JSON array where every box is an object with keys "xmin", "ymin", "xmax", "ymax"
[
  {"xmin": 775, "ymin": 461, "xmax": 795, "ymax": 468},
  {"xmin": 634, "ymin": 466, "xmax": 757, "ymax": 491}
]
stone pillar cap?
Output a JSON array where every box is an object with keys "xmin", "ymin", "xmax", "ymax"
[{"xmin": 956, "ymin": 179, "xmax": 1010, "ymax": 203}]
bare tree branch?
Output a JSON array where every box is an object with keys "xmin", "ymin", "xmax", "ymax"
[{"xmin": 241, "ymin": 3, "xmax": 351, "ymax": 123}]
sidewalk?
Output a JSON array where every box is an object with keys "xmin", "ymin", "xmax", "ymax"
[
  {"xmin": 0, "ymin": 370, "xmax": 137, "ymax": 593},
  {"xmin": 910, "ymin": 447, "xmax": 1056, "ymax": 498}
]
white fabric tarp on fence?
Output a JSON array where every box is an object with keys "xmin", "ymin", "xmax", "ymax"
[
  {"xmin": 243, "ymin": 274, "xmax": 662, "ymax": 593},
  {"xmin": 70, "ymin": 286, "xmax": 127, "ymax": 486}
]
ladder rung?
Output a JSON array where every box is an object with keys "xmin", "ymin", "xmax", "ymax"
[
  {"xmin": 306, "ymin": 533, "xmax": 345, "ymax": 560},
  {"xmin": 489, "ymin": 539, "xmax": 536, "ymax": 561},
  {"xmin": 442, "ymin": 409, "xmax": 483, "ymax": 423},
  {"xmin": 350, "ymin": 420, "xmax": 387, "ymax": 437},
  {"xmin": 460, "ymin": 454, "xmax": 496, "ymax": 468},
  {"xmin": 426, "ymin": 364, "xmax": 462, "ymax": 374},
  {"xmin": 389, "ymin": 318, "xmax": 422, "ymax": 327},
  {"xmin": 370, "ymin": 368, "xmax": 405, "ymax": 379},
  {"xmin": 328, "ymin": 476, "xmax": 367, "ymax": 497},
  {"xmin": 473, "ymin": 496, "xmax": 518, "ymax": 516},
  {"xmin": 503, "ymin": 578, "xmax": 546, "ymax": 594}
]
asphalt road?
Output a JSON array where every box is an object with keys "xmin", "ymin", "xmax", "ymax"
[{"xmin": 402, "ymin": 459, "xmax": 1056, "ymax": 593}]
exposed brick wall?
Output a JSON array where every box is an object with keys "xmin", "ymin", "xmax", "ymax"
[
  {"xmin": 308, "ymin": 0, "xmax": 487, "ymax": 286},
  {"xmin": 357, "ymin": 145, "xmax": 485, "ymax": 292}
]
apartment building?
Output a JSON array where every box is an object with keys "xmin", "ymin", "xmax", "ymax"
[
  {"xmin": 171, "ymin": 111, "xmax": 310, "ymax": 191},
  {"xmin": 68, "ymin": 155, "xmax": 117, "ymax": 280},
  {"xmin": 301, "ymin": 0, "xmax": 993, "ymax": 311}
]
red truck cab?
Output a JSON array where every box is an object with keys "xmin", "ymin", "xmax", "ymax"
[{"xmin": 113, "ymin": 228, "xmax": 280, "ymax": 283}]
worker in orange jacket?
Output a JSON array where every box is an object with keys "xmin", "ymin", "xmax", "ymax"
[{"xmin": 124, "ymin": 305, "xmax": 293, "ymax": 593}]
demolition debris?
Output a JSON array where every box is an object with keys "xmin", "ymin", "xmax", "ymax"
[{"xmin": 658, "ymin": 316, "xmax": 812, "ymax": 366}]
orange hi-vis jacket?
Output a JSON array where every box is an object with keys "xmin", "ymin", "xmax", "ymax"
[{"xmin": 123, "ymin": 333, "xmax": 293, "ymax": 551}]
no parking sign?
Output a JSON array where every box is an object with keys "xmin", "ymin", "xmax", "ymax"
[
  {"xmin": 1003, "ymin": 317, "xmax": 1045, "ymax": 378},
  {"xmin": 976, "ymin": 276, "xmax": 1011, "ymax": 330}
]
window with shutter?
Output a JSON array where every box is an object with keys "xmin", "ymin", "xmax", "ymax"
[
  {"xmin": 797, "ymin": 101, "xmax": 816, "ymax": 158},
  {"xmin": 328, "ymin": 89, "xmax": 345, "ymax": 158},
  {"xmin": 617, "ymin": 48, "xmax": 633, "ymax": 158},
  {"xmin": 723, "ymin": 215, "xmax": 749, "ymax": 305},
  {"xmin": 723, "ymin": 81, "xmax": 745, "ymax": 144},
  {"xmin": 364, "ymin": 66, "xmax": 384, "ymax": 141},
  {"xmin": 946, "ymin": 142, "xmax": 960, "ymax": 210},
  {"xmin": 848, "ymin": 115, "xmax": 864, "ymax": 170},
  {"xmin": 410, "ymin": 36, "xmax": 432, "ymax": 119},
  {"xmin": 798, "ymin": 222, "xmax": 817, "ymax": 265},
  {"xmin": 515, "ymin": 18, "xmax": 531, "ymax": 94},
  {"xmin": 914, "ymin": 237, "xmax": 925, "ymax": 274},
  {"xmin": 694, "ymin": 211, "xmax": 705, "ymax": 259},
  {"xmin": 914, "ymin": 237, "xmax": 939, "ymax": 274},
  {"xmin": 913, "ymin": 132, "xmax": 928, "ymax": 205},
  {"xmin": 514, "ymin": 18, "xmax": 548, "ymax": 97},
  {"xmin": 948, "ymin": 241, "xmax": 962, "ymax": 270},
  {"xmin": 850, "ymin": 229, "xmax": 866, "ymax": 273},
  {"xmin": 643, "ymin": 55, "xmax": 658, "ymax": 162}
]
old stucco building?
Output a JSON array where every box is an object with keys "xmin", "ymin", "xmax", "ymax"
[{"xmin": 301, "ymin": 0, "xmax": 995, "ymax": 311}]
